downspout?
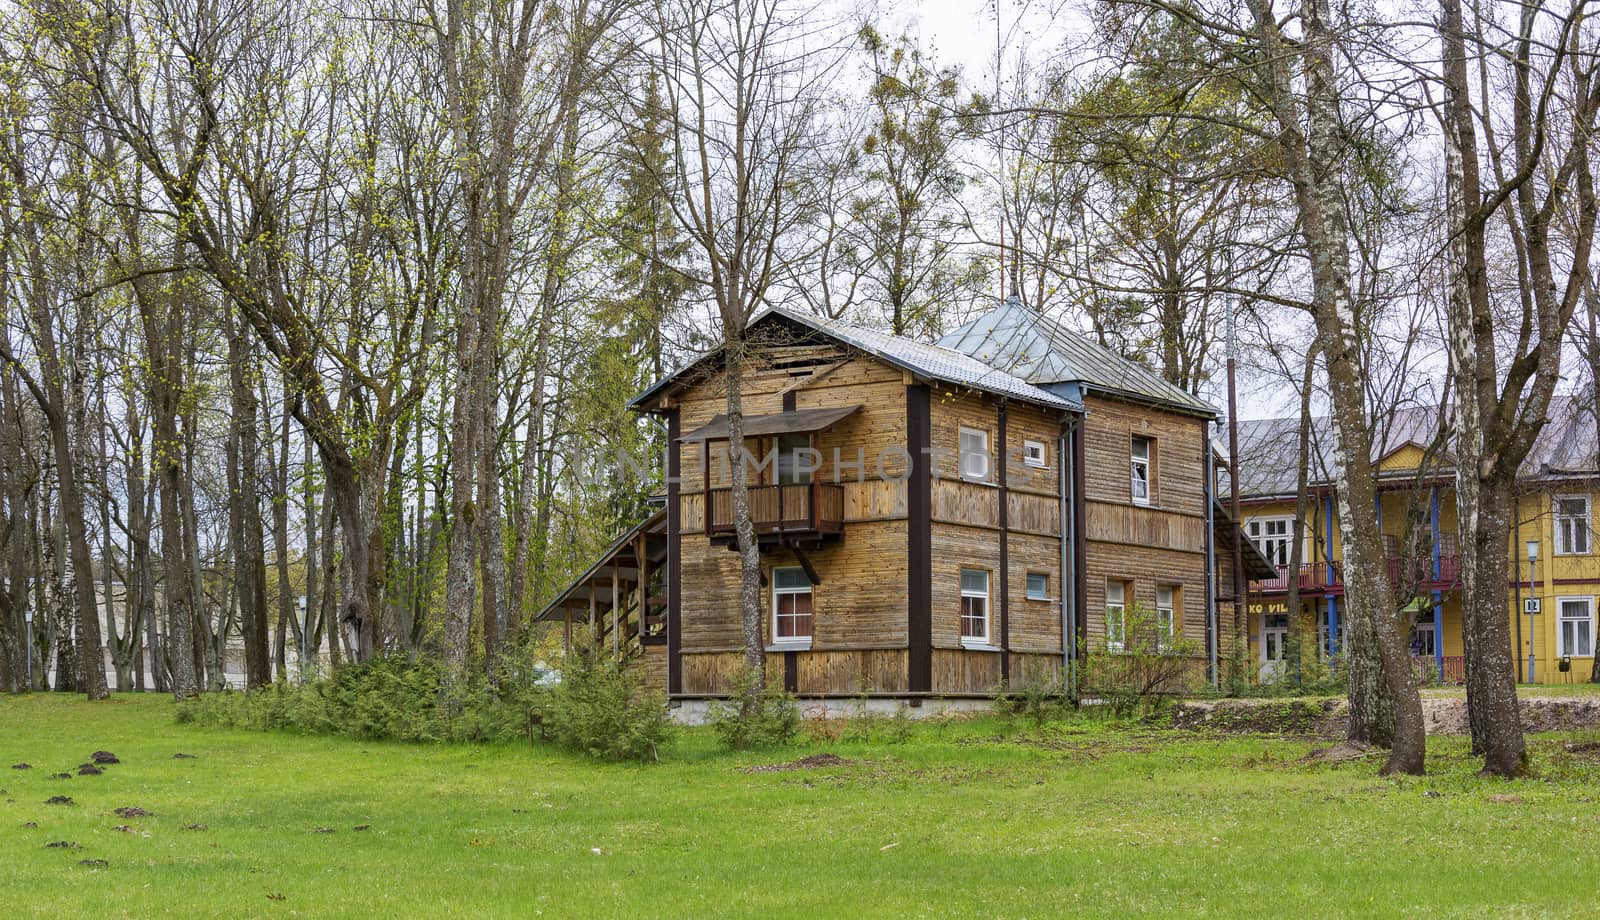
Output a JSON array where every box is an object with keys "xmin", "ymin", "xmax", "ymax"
[{"xmin": 1204, "ymin": 429, "xmax": 1218, "ymax": 688}]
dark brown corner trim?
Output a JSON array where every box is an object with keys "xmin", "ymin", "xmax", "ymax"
[
  {"xmin": 998, "ymin": 400, "xmax": 1010, "ymax": 685},
  {"xmin": 1072, "ymin": 416, "xmax": 1089, "ymax": 648},
  {"xmin": 907, "ymin": 384, "xmax": 933, "ymax": 692},
  {"xmin": 666, "ymin": 408, "xmax": 682, "ymax": 695}
]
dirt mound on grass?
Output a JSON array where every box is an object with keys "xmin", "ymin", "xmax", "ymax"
[
  {"xmin": 743, "ymin": 753, "xmax": 854, "ymax": 774},
  {"xmin": 1176, "ymin": 695, "xmax": 1600, "ymax": 737},
  {"xmin": 1172, "ymin": 699, "xmax": 1346, "ymax": 736}
]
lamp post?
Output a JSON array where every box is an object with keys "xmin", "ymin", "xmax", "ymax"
[
  {"xmin": 23, "ymin": 608, "xmax": 32, "ymax": 688},
  {"xmin": 1526, "ymin": 540, "xmax": 1539, "ymax": 684}
]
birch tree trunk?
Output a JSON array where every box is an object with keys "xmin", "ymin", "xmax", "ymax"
[{"xmin": 1246, "ymin": 0, "xmax": 1424, "ymax": 773}]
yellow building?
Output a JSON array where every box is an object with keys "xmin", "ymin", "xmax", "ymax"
[{"xmin": 1230, "ymin": 399, "xmax": 1595, "ymax": 685}]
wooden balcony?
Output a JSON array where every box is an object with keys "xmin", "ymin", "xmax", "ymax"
[{"xmin": 707, "ymin": 483, "xmax": 844, "ymax": 541}]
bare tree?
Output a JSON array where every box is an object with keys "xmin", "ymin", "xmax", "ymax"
[
  {"xmin": 1435, "ymin": 0, "xmax": 1600, "ymax": 775},
  {"xmin": 651, "ymin": 0, "xmax": 842, "ymax": 689}
]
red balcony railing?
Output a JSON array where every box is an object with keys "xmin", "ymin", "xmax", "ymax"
[
  {"xmin": 1250, "ymin": 561, "xmax": 1344, "ymax": 595},
  {"xmin": 1249, "ymin": 537, "xmax": 1460, "ymax": 596}
]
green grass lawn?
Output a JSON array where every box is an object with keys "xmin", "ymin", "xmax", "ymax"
[{"xmin": 3, "ymin": 695, "xmax": 1599, "ymax": 918}]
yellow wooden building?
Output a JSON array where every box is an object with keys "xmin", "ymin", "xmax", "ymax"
[{"xmin": 1231, "ymin": 399, "xmax": 1597, "ymax": 685}]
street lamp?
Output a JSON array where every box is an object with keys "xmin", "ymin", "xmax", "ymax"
[
  {"xmin": 1527, "ymin": 540, "xmax": 1540, "ymax": 684},
  {"xmin": 23, "ymin": 608, "xmax": 32, "ymax": 688}
]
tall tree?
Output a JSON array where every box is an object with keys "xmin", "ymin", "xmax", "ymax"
[
  {"xmin": 652, "ymin": 0, "xmax": 841, "ymax": 691},
  {"xmin": 1436, "ymin": 0, "xmax": 1600, "ymax": 775}
]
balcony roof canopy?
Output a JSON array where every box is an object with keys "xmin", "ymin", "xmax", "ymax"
[{"xmin": 679, "ymin": 404, "xmax": 862, "ymax": 443}]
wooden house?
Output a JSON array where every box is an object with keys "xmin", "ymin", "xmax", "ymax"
[{"xmin": 537, "ymin": 299, "xmax": 1266, "ymax": 699}]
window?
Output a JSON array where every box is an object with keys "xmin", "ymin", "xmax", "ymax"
[
  {"xmin": 1106, "ymin": 580, "xmax": 1127, "ymax": 651},
  {"xmin": 1246, "ymin": 517, "xmax": 1296, "ymax": 567},
  {"xmin": 774, "ymin": 433, "xmax": 813, "ymax": 485},
  {"xmin": 959, "ymin": 427, "xmax": 990, "ymax": 481},
  {"xmin": 1131, "ymin": 436, "xmax": 1153, "ymax": 505},
  {"xmin": 771, "ymin": 567, "xmax": 813, "ymax": 643},
  {"xmin": 960, "ymin": 569, "xmax": 990, "ymax": 644},
  {"xmin": 1156, "ymin": 585, "xmax": 1178, "ymax": 648},
  {"xmin": 1023, "ymin": 439, "xmax": 1047, "ymax": 468},
  {"xmin": 1559, "ymin": 596, "xmax": 1594, "ymax": 657},
  {"xmin": 1556, "ymin": 495, "xmax": 1591, "ymax": 556},
  {"xmin": 1026, "ymin": 572, "xmax": 1050, "ymax": 601},
  {"xmin": 1409, "ymin": 619, "xmax": 1436, "ymax": 658}
]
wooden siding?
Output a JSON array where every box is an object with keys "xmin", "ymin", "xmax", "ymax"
[
  {"xmin": 1082, "ymin": 542, "xmax": 1207, "ymax": 646},
  {"xmin": 1008, "ymin": 534, "xmax": 1066, "ymax": 653},
  {"xmin": 1081, "ymin": 395, "xmax": 1206, "ymax": 515},
  {"xmin": 680, "ymin": 649, "xmax": 909, "ymax": 695},
  {"xmin": 1077, "ymin": 394, "xmax": 1209, "ymax": 665},
  {"xmin": 677, "ymin": 521, "xmax": 909, "ymax": 653}
]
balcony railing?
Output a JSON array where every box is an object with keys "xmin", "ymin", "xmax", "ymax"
[
  {"xmin": 1251, "ymin": 557, "xmax": 1464, "ymax": 595},
  {"xmin": 1250, "ymin": 561, "xmax": 1344, "ymax": 594},
  {"xmin": 707, "ymin": 483, "xmax": 844, "ymax": 539},
  {"xmin": 1412, "ymin": 655, "xmax": 1465, "ymax": 685}
]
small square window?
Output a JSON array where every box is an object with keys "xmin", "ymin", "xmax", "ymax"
[
  {"xmin": 1023, "ymin": 440, "xmax": 1047, "ymax": 468},
  {"xmin": 1026, "ymin": 572, "xmax": 1050, "ymax": 600}
]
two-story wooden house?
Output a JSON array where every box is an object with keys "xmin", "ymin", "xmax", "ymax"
[
  {"xmin": 537, "ymin": 298, "xmax": 1266, "ymax": 699},
  {"xmin": 1233, "ymin": 397, "xmax": 1600, "ymax": 685}
]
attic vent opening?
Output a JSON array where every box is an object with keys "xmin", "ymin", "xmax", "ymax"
[
  {"xmin": 762, "ymin": 343, "xmax": 844, "ymax": 372},
  {"xmin": 770, "ymin": 356, "xmax": 836, "ymax": 373}
]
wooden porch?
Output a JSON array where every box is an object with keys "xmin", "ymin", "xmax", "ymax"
[{"xmin": 533, "ymin": 509, "xmax": 668, "ymax": 673}]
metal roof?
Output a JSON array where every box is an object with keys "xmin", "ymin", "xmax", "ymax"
[
  {"xmin": 1223, "ymin": 395, "xmax": 1600, "ymax": 500},
  {"xmin": 533, "ymin": 509, "xmax": 667, "ymax": 623},
  {"xmin": 937, "ymin": 296, "xmax": 1218, "ymax": 417},
  {"xmin": 679, "ymin": 404, "xmax": 863, "ymax": 442},
  {"xmin": 630, "ymin": 305, "xmax": 1082, "ymax": 414}
]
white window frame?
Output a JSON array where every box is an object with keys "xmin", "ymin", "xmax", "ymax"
[
  {"xmin": 770, "ymin": 566, "xmax": 813, "ymax": 647},
  {"xmin": 1245, "ymin": 516, "xmax": 1299, "ymax": 568},
  {"xmin": 1023, "ymin": 439, "xmax": 1047, "ymax": 469},
  {"xmin": 1131, "ymin": 436, "xmax": 1152, "ymax": 506},
  {"xmin": 1410, "ymin": 619, "xmax": 1437, "ymax": 658},
  {"xmin": 1555, "ymin": 495, "xmax": 1592, "ymax": 556},
  {"xmin": 1026, "ymin": 571, "xmax": 1050, "ymax": 601},
  {"xmin": 1156, "ymin": 585, "xmax": 1177, "ymax": 649},
  {"xmin": 1106, "ymin": 580, "xmax": 1127, "ymax": 652},
  {"xmin": 959, "ymin": 427, "xmax": 991, "ymax": 482},
  {"xmin": 959, "ymin": 568, "xmax": 991, "ymax": 646},
  {"xmin": 1557, "ymin": 595, "xmax": 1595, "ymax": 658}
]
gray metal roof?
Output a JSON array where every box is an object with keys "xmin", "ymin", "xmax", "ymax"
[
  {"xmin": 937, "ymin": 297, "xmax": 1218, "ymax": 417},
  {"xmin": 630, "ymin": 305, "xmax": 1082, "ymax": 413},
  {"xmin": 1223, "ymin": 395, "xmax": 1600, "ymax": 500}
]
